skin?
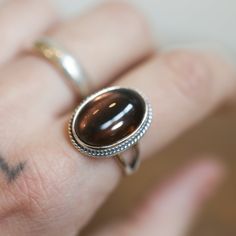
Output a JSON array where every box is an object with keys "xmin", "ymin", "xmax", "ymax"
[{"xmin": 0, "ymin": 0, "xmax": 235, "ymax": 235}]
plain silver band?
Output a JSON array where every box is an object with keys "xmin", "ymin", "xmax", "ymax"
[{"xmin": 33, "ymin": 38, "xmax": 90, "ymax": 98}]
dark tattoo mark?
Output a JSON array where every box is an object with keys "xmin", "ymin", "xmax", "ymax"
[{"xmin": 0, "ymin": 157, "xmax": 26, "ymax": 183}]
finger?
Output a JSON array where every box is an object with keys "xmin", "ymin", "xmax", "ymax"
[
  {"xmin": 55, "ymin": 49, "xmax": 235, "ymax": 228},
  {"xmin": 92, "ymin": 159, "xmax": 225, "ymax": 236},
  {"xmin": 115, "ymin": 50, "xmax": 236, "ymax": 159},
  {"xmin": 0, "ymin": 1, "xmax": 153, "ymax": 118},
  {"xmin": 0, "ymin": 0, "xmax": 58, "ymax": 65}
]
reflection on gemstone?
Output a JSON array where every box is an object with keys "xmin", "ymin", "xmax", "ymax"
[
  {"xmin": 111, "ymin": 121, "xmax": 124, "ymax": 131},
  {"xmin": 74, "ymin": 88, "xmax": 146, "ymax": 147},
  {"xmin": 109, "ymin": 102, "xmax": 117, "ymax": 108}
]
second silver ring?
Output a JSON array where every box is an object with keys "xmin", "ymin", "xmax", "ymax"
[{"xmin": 34, "ymin": 38, "xmax": 91, "ymax": 98}]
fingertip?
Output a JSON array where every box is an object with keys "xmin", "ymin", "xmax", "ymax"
[
  {"xmin": 186, "ymin": 157, "xmax": 226, "ymax": 202},
  {"xmin": 137, "ymin": 157, "xmax": 226, "ymax": 220}
]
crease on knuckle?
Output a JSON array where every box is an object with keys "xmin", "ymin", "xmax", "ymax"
[
  {"xmin": 161, "ymin": 51, "xmax": 212, "ymax": 105},
  {"xmin": 0, "ymin": 158, "xmax": 62, "ymax": 222},
  {"xmin": 2, "ymin": 167, "xmax": 48, "ymax": 218}
]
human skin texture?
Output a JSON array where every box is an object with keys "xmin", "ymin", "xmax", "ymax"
[{"xmin": 0, "ymin": 0, "xmax": 235, "ymax": 235}]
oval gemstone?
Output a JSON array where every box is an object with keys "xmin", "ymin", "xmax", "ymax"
[{"xmin": 74, "ymin": 88, "xmax": 146, "ymax": 147}]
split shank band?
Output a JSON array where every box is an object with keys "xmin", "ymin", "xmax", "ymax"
[{"xmin": 33, "ymin": 38, "xmax": 152, "ymax": 175}]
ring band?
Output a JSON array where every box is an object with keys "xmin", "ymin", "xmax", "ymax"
[
  {"xmin": 116, "ymin": 144, "xmax": 140, "ymax": 175},
  {"xmin": 69, "ymin": 86, "xmax": 152, "ymax": 175},
  {"xmin": 33, "ymin": 38, "xmax": 90, "ymax": 98},
  {"xmin": 33, "ymin": 38, "xmax": 152, "ymax": 175}
]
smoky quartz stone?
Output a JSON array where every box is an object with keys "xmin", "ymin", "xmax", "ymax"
[{"xmin": 74, "ymin": 88, "xmax": 146, "ymax": 147}]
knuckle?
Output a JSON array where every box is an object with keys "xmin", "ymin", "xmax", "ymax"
[
  {"xmin": 0, "ymin": 93, "xmax": 29, "ymax": 141},
  {"xmin": 161, "ymin": 51, "xmax": 212, "ymax": 104},
  {"xmin": 104, "ymin": 1, "xmax": 150, "ymax": 37},
  {"xmin": 0, "ymin": 96, "xmax": 19, "ymax": 136}
]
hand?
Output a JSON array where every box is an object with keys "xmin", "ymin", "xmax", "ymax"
[{"xmin": 0, "ymin": 1, "xmax": 235, "ymax": 235}]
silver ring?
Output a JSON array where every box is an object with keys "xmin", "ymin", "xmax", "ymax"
[
  {"xmin": 33, "ymin": 38, "xmax": 90, "ymax": 98},
  {"xmin": 68, "ymin": 86, "xmax": 152, "ymax": 175}
]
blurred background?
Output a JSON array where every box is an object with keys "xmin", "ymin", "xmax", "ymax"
[{"xmin": 54, "ymin": 0, "xmax": 236, "ymax": 235}]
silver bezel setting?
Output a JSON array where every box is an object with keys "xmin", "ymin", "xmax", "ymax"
[{"xmin": 68, "ymin": 86, "xmax": 152, "ymax": 158}]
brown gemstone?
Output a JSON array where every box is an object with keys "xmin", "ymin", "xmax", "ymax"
[{"xmin": 74, "ymin": 88, "xmax": 146, "ymax": 147}]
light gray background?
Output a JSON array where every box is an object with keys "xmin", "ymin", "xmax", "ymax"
[{"xmin": 54, "ymin": 0, "xmax": 236, "ymax": 62}]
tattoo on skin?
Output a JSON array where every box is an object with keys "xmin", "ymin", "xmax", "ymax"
[{"xmin": 0, "ymin": 157, "xmax": 26, "ymax": 183}]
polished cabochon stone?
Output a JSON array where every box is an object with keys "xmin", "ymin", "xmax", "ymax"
[{"xmin": 74, "ymin": 88, "xmax": 146, "ymax": 147}]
